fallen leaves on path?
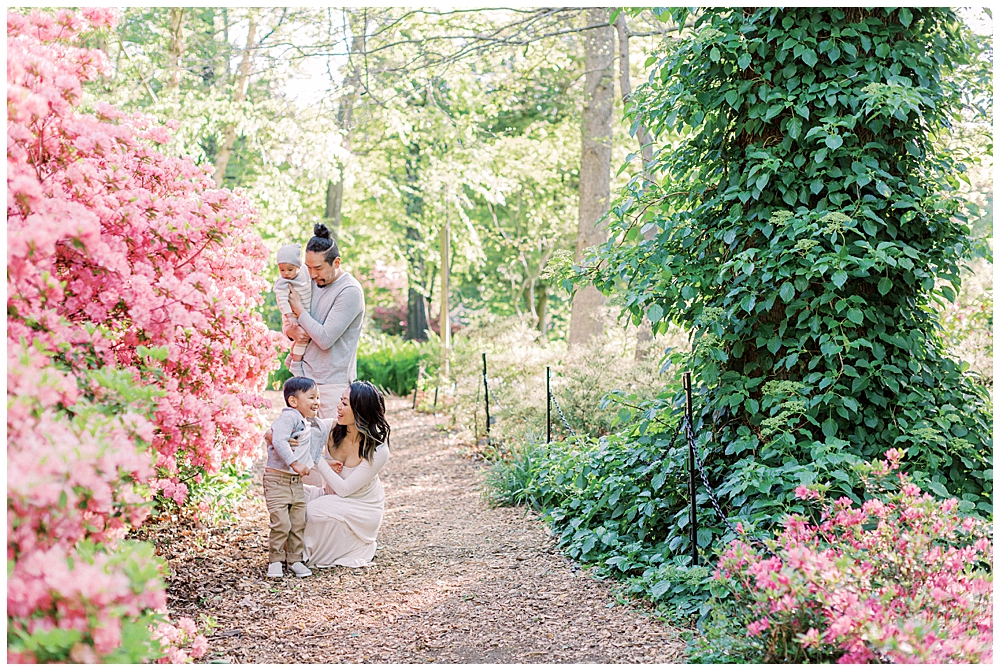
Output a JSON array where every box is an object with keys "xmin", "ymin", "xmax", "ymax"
[{"xmin": 146, "ymin": 393, "xmax": 688, "ymax": 663}]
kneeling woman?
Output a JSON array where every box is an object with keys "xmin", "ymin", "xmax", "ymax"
[{"xmin": 305, "ymin": 381, "xmax": 391, "ymax": 568}]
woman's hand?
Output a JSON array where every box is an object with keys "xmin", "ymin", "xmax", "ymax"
[{"xmin": 328, "ymin": 460, "xmax": 344, "ymax": 474}]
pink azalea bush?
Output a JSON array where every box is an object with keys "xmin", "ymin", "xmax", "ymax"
[
  {"xmin": 7, "ymin": 8, "xmax": 278, "ymax": 662},
  {"xmin": 714, "ymin": 449, "xmax": 992, "ymax": 663}
]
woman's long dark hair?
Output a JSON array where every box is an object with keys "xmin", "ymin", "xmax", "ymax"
[{"xmin": 328, "ymin": 381, "xmax": 390, "ymax": 462}]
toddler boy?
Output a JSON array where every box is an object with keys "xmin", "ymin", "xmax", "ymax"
[{"xmin": 263, "ymin": 376, "xmax": 320, "ymax": 578}]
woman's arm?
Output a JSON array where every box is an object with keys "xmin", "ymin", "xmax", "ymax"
[{"xmin": 312, "ymin": 444, "xmax": 389, "ymax": 497}]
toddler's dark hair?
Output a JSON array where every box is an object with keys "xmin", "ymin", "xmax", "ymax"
[{"xmin": 283, "ymin": 376, "xmax": 317, "ymax": 406}]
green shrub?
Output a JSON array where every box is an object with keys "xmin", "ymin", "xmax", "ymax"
[
  {"xmin": 356, "ymin": 331, "xmax": 433, "ymax": 396},
  {"xmin": 586, "ymin": 7, "xmax": 992, "ymax": 551}
]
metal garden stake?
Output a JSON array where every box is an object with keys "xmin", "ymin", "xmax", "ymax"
[
  {"xmin": 546, "ymin": 366, "xmax": 552, "ymax": 444},
  {"xmin": 684, "ymin": 371, "xmax": 698, "ymax": 566},
  {"xmin": 482, "ymin": 353, "xmax": 491, "ymax": 443}
]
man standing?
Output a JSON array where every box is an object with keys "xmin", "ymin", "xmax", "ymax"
[{"xmin": 286, "ymin": 223, "xmax": 365, "ymax": 420}]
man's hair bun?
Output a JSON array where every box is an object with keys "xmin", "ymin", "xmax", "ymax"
[{"xmin": 313, "ymin": 223, "xmax": 332, "ymax": 239}]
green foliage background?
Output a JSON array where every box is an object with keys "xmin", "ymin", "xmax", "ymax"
[
  {"xmin": 590, "ymin": 7, "xmax": 993, "ymax": 536},
  {"xmin": 486, "ymin": 6, "xmax": 993, "ymax": 633}
]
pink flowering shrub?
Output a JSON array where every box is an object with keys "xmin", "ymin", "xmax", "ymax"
[
  {"xmin": 711, "ymin": 450, "xmax": 992, "ymax": 663},
  {"xmin": 7, "ymin": 8, "xmax": 277, "ymax": 662},
  {"xmin": 7, "ymin": 8, "xmax": 280, "ymax": 487}
]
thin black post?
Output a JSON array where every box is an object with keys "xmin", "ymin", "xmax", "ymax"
[
  {"xmin": 684, "ymin": 371, "xmax": 697, "ymax": 566},
  {"xmin": 412, "ymin": 365, "xmax": 421, "ymax": 410},
  {"xmin": 433, "ymin": 386, "xmax": 439, "ymax": 408},
  {"xmin": 546, "ymin": 366, "xmax": 551, "ymax": 444},
  {"xmin": 482, "ymin": 353, "xmax": 491, "ymax": 443}
]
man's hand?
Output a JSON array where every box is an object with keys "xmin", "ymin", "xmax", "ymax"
[
  {"xmin": 287, "ymin": 323, "xmax": 309, "ymax": 345},
  {"xmin": 291, "ymin": 462, "xmax": 309, "ymax": 477},
  {"xmin": 288, "ymin": 289, "xmax": 304, "ymax": 318}
]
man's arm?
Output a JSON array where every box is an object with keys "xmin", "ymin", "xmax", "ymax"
[{"xmin": 296, "ymin": 286, "xmax": 364, "ymax": 350}]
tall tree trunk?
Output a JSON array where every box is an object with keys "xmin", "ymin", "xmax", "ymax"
[
  {"xmin": 323, "ymin": 12, "xmax": 368, "ymax": 239},
  {"xmin": 403, "ymin": 141, "xmax": 429, "ymax": 341},
  {"xmin": 535, "ymin": 282, "xmax": 548, "ymax": 336},
  {"xmin": 213, "ymin": 10, "xmax": 257, "ymax": 187},
  {"xmin": 406, "ymin": 288, "xmax": 429, "ymax": 341},
  {"xmin": 568, "ymin": 8, "xmax": 615, "ymax": 346},
  {"xmin": 614, "ymin": 14, "xmax": 654, "ymax": 178},
  {"xmin": 439, "ymin": 210, "xmax": 451, "ymax": 376},
  {"xmin": 165, "ymin": 8, "xmax": 186, "ymax": 96},
  {"xmin": 615, "ymin": 14, "xmax": 657, "ymax": 358},
  {"xmin": 324, "ymin": 180, "xmax": 342, "ymax": 242}
]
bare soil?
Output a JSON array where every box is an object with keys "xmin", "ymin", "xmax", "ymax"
[{"xmin": 154, "ymin": 393, "xmax": 688, "ymax": 663}]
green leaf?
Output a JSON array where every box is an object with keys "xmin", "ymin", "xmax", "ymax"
[
  {"xmin": 831, "ymin": 270, "xmax": 848, "ymax": 288},
  {"xmin": 647, "ymin": 304, "xmax": 664, "ymax": 324},
  {"xmin": 825, "ymin": 134, "xmax": 843, "ymax": 150},
  {"xmin": 821, "ymin": 418, "xmax": 838, "ymax": 438},
  {"xmin": 801, "ymin": 49, "xmax": 818, "ymax": 67},
  {"xmin": 788, "ymin": 117, "xmax": 802, "ymax": 139},
  {"xmin": 925, "ymin": 481, "xmax": 951, "ymax": 498},
  {"xmin": 899, "ymin": 8, "xmax": 913, "ymax": 27},
  {"xmin": 779, "ymin": 282, "xmax": 795, "ymax": 303},
  {"xmin": 877, "ymin": 277, "xmax": 893, "ymax": 295},
  {"xmin": 710, "ymin": 47, "xmax": 721, "ymax": 62},
  {"xmin": 738, "ymin": 53, "xmax": 752, "ymax": 70},
  {"xmin": 846, "ymin": 308, "xmax": 864, "ymax": 325}
]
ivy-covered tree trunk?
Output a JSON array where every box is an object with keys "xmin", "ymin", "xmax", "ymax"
[
  {"xmin": 568, "ymin": 8, "xmax": 615, "ymax": 345},
  {"xmin": 592, "ymin": 7, "xmax": 992, "ymax": 546}
]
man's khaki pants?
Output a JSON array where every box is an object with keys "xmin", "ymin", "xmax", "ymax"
[{"xmin": 263, "ymin": 470, "xmax": 306, "ymax": 564}]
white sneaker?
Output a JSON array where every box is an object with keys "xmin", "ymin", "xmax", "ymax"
[
  {"xmin": 267, "ymin": 562, "xmax": 283, "ymax": 578},
  {"xmin": 289, "ymin": 561, "xmax": 312, "ymax": 577}
]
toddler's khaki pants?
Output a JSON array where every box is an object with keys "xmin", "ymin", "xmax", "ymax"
[{"xmin": 263, "ymin": 470, "xmax": 306, "ymax": 564}]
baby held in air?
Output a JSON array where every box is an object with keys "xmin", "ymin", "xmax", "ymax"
[{"xmin": 273, "ymin": 243, "xmax": 312, "ymax": 377}]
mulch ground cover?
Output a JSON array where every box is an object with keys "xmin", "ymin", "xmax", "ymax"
[{"xmin": 142, "ymin": 392, "xmax": 688, "ymax": 663}]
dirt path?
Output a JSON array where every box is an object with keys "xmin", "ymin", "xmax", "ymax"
[{"xmin": 160, "ymin": 394, "xmax": 687, "ymax": 663}]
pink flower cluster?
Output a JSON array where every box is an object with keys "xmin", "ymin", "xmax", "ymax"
[
  {"xmin": 717, "ymin": 452, "xmax": 992, "ymax": 663},
  {"xmin": 7, "ymin": 8, "xmax": 278, "ymax": 662},
  {"xmin": 152, "ymin": 617, "xmax": 209, "ymax": 664},
  {"xmin": 8, "ymin": 6, "xmax": 280, "ymax": 490}
]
